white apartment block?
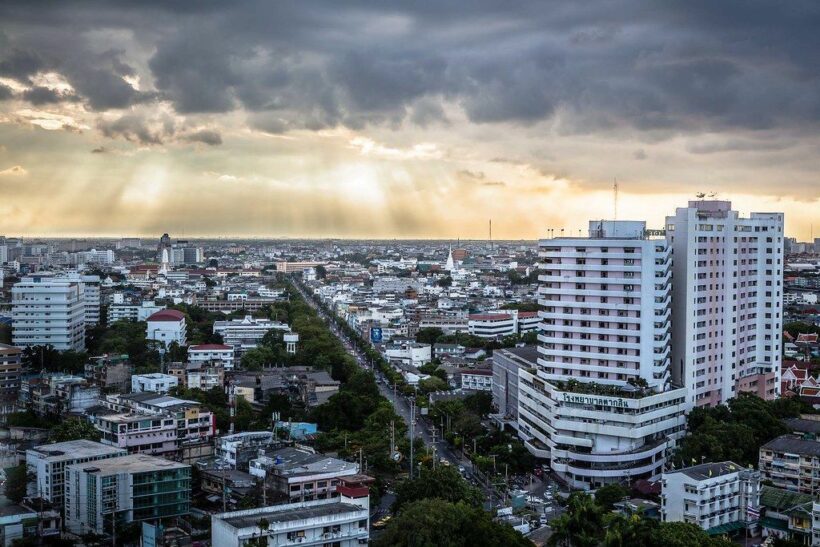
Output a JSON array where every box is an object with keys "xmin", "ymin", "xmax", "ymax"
[
  {"xmin": 12, "ymin": 275, "xmax": 86, "ymax": 351},
  {"xmin": 460, "ymin": 369, "xmax": 493, "ymax": 391},
  {"xmin": 72, "ymin": 248, "xmax": 115, "ymax": 265},
  {"xmin": 26, "ymin": 440, "xmax": 127, "ymax": 508},
  {"xmin": 107, "ymin": 300, "xmax": 165, "ymax": 324},
  {"xmin": 63, "ymin": 273, "xmax": 101, "ymax": 326},
  {"xmin": 212, "ymin": 315, "xmax": 290, "ymax": 354},
  {"xmin": 131, "ymin": 373, "xmax": 179, "ymax": 394},
  {"xmin": 146, "ymin": 309, "xmax": 187, "ymax": 348},
  {"xmin": 211, "ymin": 486, "xmax": 370, "ymax": 547},
  {"xmin": 661, "ymin": 462, "xmax": 759, "ymax": 534},
  {"xmin": 188, "ymin": 343, "xmax": 235, "ymax": 370},
  {"xmin": 383, "ymin": 342, "xmax": 431, "ymax": 368},
  {"xmin": 667, "ymin": 200, "xmax": 784, "ymax": 407},
  {"xmin": 468, "ymin": 313, "xmax": 517, "ymax": 338},
  {"xmin": 518, "ymin": 220, "xmax": 687, "ymax": 489}
]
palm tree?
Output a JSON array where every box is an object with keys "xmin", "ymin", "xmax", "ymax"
[{"xmin": 548, "ymin": 493, "xmax": 604, "ymax": 547}]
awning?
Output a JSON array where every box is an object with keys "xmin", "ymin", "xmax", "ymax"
[
  {"xmin": 706, "ymin": 521, "xmax": 747, "ymax": 535},
  {"xmin": 760, "ymin": 516, "xmax": 789, "ymax": 532}
]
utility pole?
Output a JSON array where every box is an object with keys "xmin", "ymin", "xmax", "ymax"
[
  {"xmin": 431, "ymin": 426, "xmax": 438, "ymax": 469},
  {"xmin": 389, "ymin": 420, "xmax": 395, "ymax": 460},
  {"xmin": 409, "ymin": 400, "xmax": 415, "ymax": 479},
  {"xmin": 222, "ymin": 467, "xmax": 227, "ymax": 512}
]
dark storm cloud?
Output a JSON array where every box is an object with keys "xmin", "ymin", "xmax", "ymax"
[
  {"xmin": 22, "ymin": 86, "xmax": 78, "ymax": 105},
  {"xmin": 1, "ymin": 0, "xmax": 819, "ymax": 138},
  {"xmin": 98, "ymin": 113, "xmax": 166, "ymax": 145},
  {"xmin": 0, "ymin": 47, "xmax": 44, "ymax": 81},
  {"xmin": 0, "ymin": 84, "xmax": 13, "ymax": 101}
]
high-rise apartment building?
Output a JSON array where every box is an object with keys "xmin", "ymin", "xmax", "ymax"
[
  {"xmin": 666, "ymin": 200, "xmax": 784, "ymax": 407},
  {"xmin": 12, "ymin": 275, "xmax": 86, "ymax": 351},
  {"xmin": 63, "ymin": 273, "xmax": 102, "ymax": 326},
  {"xmin": 518, "ymin": 220, "xmax": 687, "ymax": 490}
]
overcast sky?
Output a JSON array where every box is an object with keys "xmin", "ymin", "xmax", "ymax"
[{"xmin": 0, "ymin": 1, "xmax": 818, "ymax": 239}]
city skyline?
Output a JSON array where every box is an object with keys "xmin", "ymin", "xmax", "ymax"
[{"xmin": 0, "ymin": 1, "xmax": 818, "ymax": 239}]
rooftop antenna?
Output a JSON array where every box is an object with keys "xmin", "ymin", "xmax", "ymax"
[
  {"xmin": 489, "ymin": 219, "xmax": 492, "ymax": 251},
  {"xmin": 613, "ymin": 178, "xmax": 618, "ymax": 220}
]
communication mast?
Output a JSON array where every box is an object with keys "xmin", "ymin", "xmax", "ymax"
[{"xmin": 613, "ymin": 178, "xmax": 618, "ymax": 220}]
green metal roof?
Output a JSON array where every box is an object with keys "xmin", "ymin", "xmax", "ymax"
[
  {"xmin": 760, "ymin": 516, "xmax": 790, "ymax": 532},
  {"xmin": 706, "ymin": 521, "xmax": 746, "ymax": 535},
  {"xmin": 759, "ymin": 485, "xmax": 813, "ymax": 511}
]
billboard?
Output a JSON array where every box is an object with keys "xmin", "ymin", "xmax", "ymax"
[{"xmin": 370, "ymin": 327, "xmax": 383, "ymax": 344}]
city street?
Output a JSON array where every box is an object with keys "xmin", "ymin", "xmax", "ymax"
[
  {"xmin": 292, "ymin": 280, "xmax": 512, "ymax": 506},
  {"xmin": 291, "ymin": 281, "xmax": 467, "ymax": 469}
]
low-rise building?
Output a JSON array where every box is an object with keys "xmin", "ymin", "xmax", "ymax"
[
  {"xmin": 661, "ymin": 462, "xmax": 759, "ymax": 535},
  {"xmin": 383, "ymin": 342, "xmax": 431, "ymax": 368},
  {"xmin": 211, "ymin": 477, "xmax": 370, "ymax": 547},
  {"xmin": 0, "ymin": 344, "xmax": 23, "ymax": 401},
  {"xmin": 248, "ymin": 447, "xmax": 360, "ymax": 502},
  {"xmin": 186, "ymin": 362, "xmax": 225, "ymax": 391},
  {"xmin": 758, "ymin": 485, "xmax": 814, "ymax": 544},
  {"xmin": 213, "ymin": 315, "xmax": 290, "ymax": 355},
  {"xmin": 107, "ymin": 300, "xmax": 165, "ymax": 324},
  {"xmin": 433, "ymin": 343, "xmax": 465, "ymax": 359},
  {"xmin": 216, "ymin": 431, "xmax": 275, "ymax": 469},
  {"xmin": 26, "ymin": 439, "xmax": 127, "ymax": 508},
  {"xmin": 188, "ymin": 343, "xmax": 235, "ymax": 370},
  {"xmin": 468, "ymin": 313, "xmax": 516, "ymax": 338},
  {"xmin": 131, "ymin": 373, "xmax": 179, "ymax": 394},
  {"xmin": 91, "ymin": 392, "xmax": 215, "ymax": 458},
  {"xmin": 0, "ymin": 505, "xmax": 60, "ymax": 546},
  {"xmin": 64, "ymin": 454, "xmax": 191, "ymax": 536},
  {"xmin": 146, "ymin": 309, "xmax": 187, "ymax": 348},
  {"xmin": 459, "ymin": 368, "xmax": 493, "ymax": 391},
  {"xmin": 760, "ymin": 435, "xmax": 820, "ymax": 495},
  {"xmin": 84, "ymin": 355, "xmax": 132, "ymax": 393},
  {"xmin": 91, "ymin": 412, "xmax": 178, "ymax": 457}
]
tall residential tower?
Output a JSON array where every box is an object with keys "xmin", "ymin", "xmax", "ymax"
[
  {"xmin": 518, "ymin": 220, "xmax": 686, "ymax": 490},
  {"xmin": 666, "ymin": 200, "xmax": 783, "ymax": 407}
]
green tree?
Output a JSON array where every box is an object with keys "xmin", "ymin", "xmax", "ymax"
[
  {"xmin": 418, "ymin": 376, "xmax": 449, "ymax": 394},
  {"xmin": 416, "ymin": 327, "xmax": 444, "ymax": 345},
  {"xmin": 392, "ymin": 465, "xmax": 483, "ymax": 512},
  {"xmin": 595, "ymin": 483, "xmax": 629, "ymax": 511},
  {"xmin": 166, "ymin": 341, "xmax": 188, "ymax": 362},
  {"xmin": 464, "ymin": 391, "xmax": 494, "ymax": 417},
  {"xmin": 375, "ymin": 499, "xmax": 530, "ymax": 547},
  {"xmin": 49, "ymin": 418, "xmax": 101, "ymax": 443},
  {"xmin": 674, "ymin": 393, "xmax": 795, "ymax": 467},
  {"xmin": 4, "ymin": 464, "xmax": 29, "ymax": 504},
  {"xmin": 548, "ymin": 493, "xmax": 605, "ymax": 547}
]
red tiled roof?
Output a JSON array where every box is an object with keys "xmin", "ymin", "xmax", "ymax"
[
  {"xmin": 146, "ymin": 309, "xmax": 186, "ymax": 322},
  {"xmin": 190, "ymin": 344, "xmax": 232, "ymax": 351},
  {"xmin": 518, "ymin": 311, "xmax": 539, "ymax": 318},
  {"xmin": 460, "ymin": 369, "xmax": 493, "ymax": 376}
]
